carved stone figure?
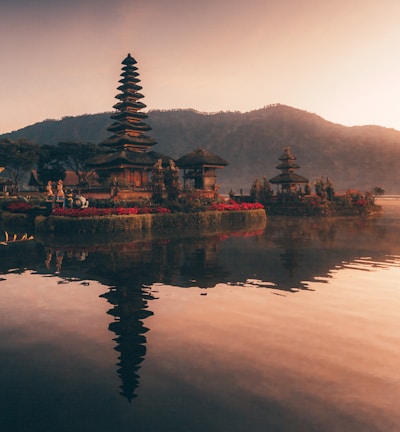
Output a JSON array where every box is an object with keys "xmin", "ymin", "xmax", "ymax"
[
  {"xmin": 46, "ymin": 181, "xmax": 54, "ymax": 198},
  {"xmin": 55, "ymin": 180, "xmax": 65, "ymax": 206}
]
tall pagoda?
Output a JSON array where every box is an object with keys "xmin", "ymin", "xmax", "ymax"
[
  {"xmin": 90, "ymin": 54, "xmax": 170, "ymax": 198},
  {"xmin": 269, "ymin": 147, "xmax": 308, "ymax": 193}
]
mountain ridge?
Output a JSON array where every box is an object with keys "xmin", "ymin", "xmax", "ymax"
[{"xmin": 2, "ymin": 104, "xmax": 400, "ymax": 194}]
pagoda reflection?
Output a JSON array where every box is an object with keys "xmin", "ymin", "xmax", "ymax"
[
  {"xmin": 100, "ymin": 283, "xmax": 155, "ymax": 402},
  {"xmin": 5, "ymin": 218, "xmax": 394, "ymax": 401}
]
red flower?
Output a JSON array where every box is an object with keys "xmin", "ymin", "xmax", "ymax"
[
  {"xmin": 52, "ymin": 206, "xmax": 171, "ymax": 217},
  {"xmin": 209, "ymin": 201, "xmax": 264, "ymax": 212},
  {"xmin": 7, "ymin": 202, "xmax": 33, "ymax": 213}
]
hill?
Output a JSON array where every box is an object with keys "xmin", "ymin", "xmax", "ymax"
[{"xmin": 2, "ymin": 104, "xmax": 400, "ymax": 194}]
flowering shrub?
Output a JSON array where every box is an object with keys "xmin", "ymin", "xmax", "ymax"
[
  {"xmin": 52, "ymin": 206, "xmax": 171, "ymax": 217},
  {"xmin": 7, "ymin": 202, "xmax": 33, "ymax": 213},
  {"xmin": 51, "ymin": 201, "xmax": 263, "ymax": 217},
  {"xmin": 302, "ymin": 195, "xmax": 323, "ymax": 207},
  {"xmin": 209, "ymin": 200, "xmax": 264, "ymax": 211},
  {"xmin": 352, "ymin": 199, "xmax": 368, "ymax": 207},
  {"xmin": 333, "ymin": 190, "xmax": 375, "ymax": 208}
]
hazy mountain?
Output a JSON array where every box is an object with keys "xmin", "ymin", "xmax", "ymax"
[{"xmin": 2, "ymin": 104, "xmax": 400, "ymax": 194}]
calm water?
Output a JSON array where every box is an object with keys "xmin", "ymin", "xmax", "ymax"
[{"xmin": 1, "ymin": 200, "xmax": 400, "ymax": 432}]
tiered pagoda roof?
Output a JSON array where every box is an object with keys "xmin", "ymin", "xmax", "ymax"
[
  {"xmin": 104, "ymin": 53, "xmax": 156, "ymax": 150},
  {"xmin": 91, "ymin": 53, "xmax": 168, "ymax": 169},
  {"xmin": 269, "ymin": 147, "xmax": 308, "ymax": 186}
]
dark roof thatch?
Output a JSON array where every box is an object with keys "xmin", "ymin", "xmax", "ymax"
[
  {"xmin": 107, "ymin": 121, "xmax": 152, "ymax": 134},
  {"xmin": 269, "ymin": 173, "xmax": 309, "ymax": 184},
  {"xmin": 175, "ymin": 147, "xmax": 228, "ymax": 168},
  {"xmin": 276, "ymin": 162, "xmax": 299, "ymax": 170},
  {"xmin": 28, "ymin": 171, "xmax": 40, "ymax": 186},
  {"xmin": 279, "ymin": 147, "xmax": 296, "ymax": 161},
  {"xmin": 112, "ymin": 101, "xmax": 146, "ymax": 111},
  {"xmin": 89, "ymin": 149, "xmax": 170, "ymax": 168},
  {"xmin": 100, "ymin": 133, "xmax": 157, "ymax": 148},
  {"xmin": 122, "ymin": 53, "xmax": 137, "ymax": 66}
]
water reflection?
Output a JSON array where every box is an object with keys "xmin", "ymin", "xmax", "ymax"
[
  {"xmin": 100, "ymin": 284, "xmax": 155, "ymax": 402},
  {"xmin": 1, "ymin": 213, "xmax": 398, "ymax": 291},
  {"xmin": 1, "ymin": 210, "xmax": 400, "ymax": 407},
  {"xmin": 26, "ymin": 216, "xmax": 392, "ymax": 290}
]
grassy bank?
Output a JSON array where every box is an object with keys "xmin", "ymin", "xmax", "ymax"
[
  {"xmin": 35, "ymin": 209, "xmax": 267, "ymax": 234},
  {"xmin": 1, "ymin": 211, "xmax": 34, "ymax": 234}
]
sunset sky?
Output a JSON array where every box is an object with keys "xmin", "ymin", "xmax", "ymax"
[{"xmin": 1, "ymin": 0, "xmax": 400, "ymax": 134}]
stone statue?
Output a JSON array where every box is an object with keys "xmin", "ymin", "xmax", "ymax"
[
  {"xmin": 154, "ymin": 159, "xmax": 163, "ymax": 170},
  {"xmin": 46, "ymin": 181, "xmax": 54, "ymax": 198},
  {"xmin": 55, "ymin": 180, "xmax": 65, "ymax": 206},
  {"xmin": 168, "ymin": 159, "xmax": 178, "ymax": 172}
]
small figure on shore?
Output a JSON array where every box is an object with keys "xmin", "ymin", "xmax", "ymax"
[
  {"xmin": 111, "ymin": 176, "xmax": 119, "ymax": 199},
  {"xmin": 46, "ymin": 181, "xmax": 54, "ymax": 199},
  {"xmin": 55, "ymin": 180, "xmax": 65, "ymax": 207},
  {"xmin": 74, "ymin": 195, "xmax": 89, "ymax": 209},
  {"xmin": 326, "ymin": 177, "xmax": 335, "ymax": 201},
  {"xmin": 64, "ymin": 188, "xmax": 74, "ymax": 208},
  {"xmin": 315, "ymin": 177, "xmax": 326, "ymax": 199}
]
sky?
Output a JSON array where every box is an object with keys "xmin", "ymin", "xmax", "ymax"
[{"xmin": 1, "ymin": 0, "xmax": 400, "ymax": 134}]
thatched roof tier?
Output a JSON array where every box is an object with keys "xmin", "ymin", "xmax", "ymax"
[
  {"xmin": 89, "ymin": 150, "xmax": 170, "ymax": 168},
  {"xmin": 112, "ymin": 101, "xmax": 146, "ymax": 111},
  {"xmin": 279, "ymin": 147, "xmax": 296, "ymax": 161},
  {"xmin": 120, "ymin": 66, "xmax": 139, "ymax": 78},
  {"xmin": 176, "ymin": 147, "xmax": 228, "ymax": 168},
  {"xmin": 117, "ymin": 83, "xmax": 142, "ymax": 92},
  {"xmin": 276, "ymin": 162, "xmax": 299, "ymax": 170},
  {"xmin": 107, "ymin": 121, "xmax": 152, "ymax": 134},
  {"xmin": 100, "ymin": 133, "xmax": 157, "ymax": 147},
  {"xmin": 122, "ymin": 53, "xmax": 137, "ymax": 66},
  {"xmin": 269, "ymin": 173, "xmax": 309, "ymax": 184},
  {"xmin": 116, "ymin": 92, "xmax": 144, "ymax": 101},
  {"xmin": 110, "ymin": 111, "xmax": 148, "ymax": 121}
]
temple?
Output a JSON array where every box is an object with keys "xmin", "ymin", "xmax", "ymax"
[
  {"xmin": 269, "ymin": 147, "xmax": 308, "ymax": 193},
  {"xmin": 88, "ymin": 54, "xmax": 227, "ymax": 201},
  {"xmin": 89, "ymin": 54, "xmax": 171, "ymax": 200},
  {"xmin": 176, "ymin": 147, "xmax": 228, "ymax": 198}
]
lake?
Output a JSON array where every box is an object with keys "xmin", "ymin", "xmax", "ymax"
[{"xmin": 1, "ymin": 200, "xmax": 399, "ymax": 432}]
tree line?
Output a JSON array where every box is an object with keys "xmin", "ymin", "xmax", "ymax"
[{"xmin": 0, "ymin": 138, "xmax": 99, "ymax": 193}]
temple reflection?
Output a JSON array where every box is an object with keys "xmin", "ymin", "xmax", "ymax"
[
  {"xmin": 100, "ymin": 284, "xmax": 155, "ymax": 402},
  {"xmin": 1, "ymin": 214, "xmax": 398, "ymax": 401},
  {"xmin": 0, "ymin": 216, "xmax": 395, "ymax": 288}
]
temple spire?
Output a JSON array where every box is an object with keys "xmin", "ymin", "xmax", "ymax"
[
  {"xmin": 89, "ymin": 53, "xmax": 170, "ymax": 197},
  {"xmin": 102, "ymin": 53, "xmax": 156, "ymax": 151},
  {"xmin": 269, "ymin": 147, "xmax": 308, "ymax": 193}
]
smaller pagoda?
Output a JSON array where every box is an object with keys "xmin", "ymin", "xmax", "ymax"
[
  {"xmin": 269, "ymin": 147, "xmax": 308, "ymax": 193},
  {"xmin": 175, "ymin": 147, "xmax": 228, "ymax": 198}
]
